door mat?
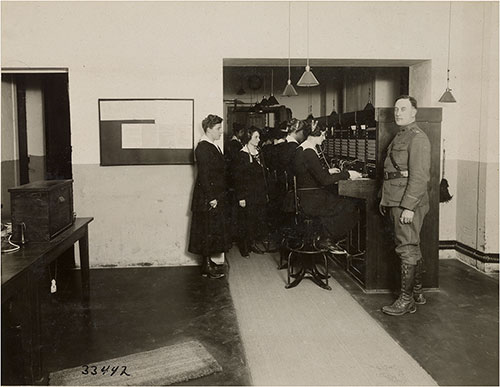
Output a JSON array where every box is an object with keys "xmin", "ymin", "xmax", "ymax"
[{"xmin": 49, "ymin": 340, "xmax": 222, "ymax": 386}]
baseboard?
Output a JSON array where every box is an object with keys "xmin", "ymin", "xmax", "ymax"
[{"xmin": 439, "ymin": 240, "xmax": 499, "ymax": 263}]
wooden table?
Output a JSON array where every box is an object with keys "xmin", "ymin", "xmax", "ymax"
[{"xmin": 1, "ymin": 217, "xmax": 93, "ymax": 385}]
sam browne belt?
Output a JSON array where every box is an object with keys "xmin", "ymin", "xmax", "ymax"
[{"xmin": 384, "ymin": 170, "xmax": 409, "ymax": 180}]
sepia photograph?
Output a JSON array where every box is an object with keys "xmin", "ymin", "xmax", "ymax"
[{"xmin": 1, "ymin": 0, "xmax": 498, "ymax": 386}]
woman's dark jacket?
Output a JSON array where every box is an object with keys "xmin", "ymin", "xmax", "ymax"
[
  {"xmin": 190, "ymin": 140, "xmax": 226, "ymax": 212},
  {"xmin": 188, "ymin": 140, "xmax": 229, "ymax": 256},
  {"xmin": 293, "ymin": 146, "xmax": 349, "ymax": 216},
  {"xmin": 234, "ymin": 148, "xmax": 268, "ymax": 206}
]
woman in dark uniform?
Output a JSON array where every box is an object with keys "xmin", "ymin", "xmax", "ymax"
[
  {"xmin": 293, "ymin": 122, "xmax": 360, "ymax": 252},
  {"xmin": 188, "ymin": 114, "xmax": 229, "ymax": 279},
  {"xmin": 234, "ymin": 127, "xmax": 269, "ymax": 257}
]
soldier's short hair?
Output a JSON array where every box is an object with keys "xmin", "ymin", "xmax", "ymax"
[{"xmin": 395, "ymin": 95, "xmax": 418, "ymax": 109}]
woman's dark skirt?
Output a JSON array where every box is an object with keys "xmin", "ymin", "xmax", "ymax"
[{"xmin": 188, "ymin": 205, "xmax": 230, "ymax": 256}]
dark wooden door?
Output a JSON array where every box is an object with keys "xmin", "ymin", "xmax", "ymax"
[{"xmin": 42, "ymin": 73, "xmax": 72, "ymax": 180}]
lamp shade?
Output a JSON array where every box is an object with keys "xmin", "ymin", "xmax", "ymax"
[
  {"xmin": 282, "ymin": 79, "xmax": 298, "ymax": 96},
  {"xmin": 364, "ymin": 102, "xmax": 375, "ymax": 110},
  {"xmin": 268, "ymin": 95, "xmax": 279, "ymax": 106},
  {"xmin": 253, "ymin": 102, "xmax": 264, "ymax": 113},
  {"xmin": 297, "ymin": 65, "xmax": 319, "ymax": 87},
  {"xmin": 439, "ymin": 88, "xmax": 457, "ymax": 103}
]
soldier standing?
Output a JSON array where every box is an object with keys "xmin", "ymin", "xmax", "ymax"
[{"xmin": 379, "ymin": 95, "xmax": 431, "ymax": 316}]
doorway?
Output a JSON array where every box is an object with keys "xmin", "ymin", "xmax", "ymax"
[{"xmin": 1, "ymin": 70, "xmax": 72, "ymax": 218}]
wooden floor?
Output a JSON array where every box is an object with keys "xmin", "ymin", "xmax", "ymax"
[
  {"xmin": 2, "ymin": 257, "xmax": 498, "ymax": 386},
  {"xmin": 331, "ymin": 258, "xmax": 499, "ymax": 386}
]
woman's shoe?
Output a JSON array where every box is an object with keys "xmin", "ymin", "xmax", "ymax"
[
  {"xmin": 209, "ymin": 258, "xmax": 225, "ymax": 274},
  {"xmin": 250, "ymin": 243, "xmax": 265, "ymax": 254},
  {"xmin": 239, "ymin": 240, "xmax": 250, "ymax": 258},
  {"xmin": 201, "ymin": 256, "xmax": 224, "ymax": 279}
]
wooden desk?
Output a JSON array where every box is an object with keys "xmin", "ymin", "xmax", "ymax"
[
  {"xmin": 1, "ymin": 217, "xmax": 93, "ymax": 385},
  {"xmin": 337, "ymin": 178, "xmax": 438, "ymax": 292},
  {"xmin": 337, "ymin": 179, "xmax": 399, "ymax": 292}
]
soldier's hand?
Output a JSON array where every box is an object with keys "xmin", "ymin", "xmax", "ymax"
[
  {"xmin": 378, "ymin": 202, "xmax": 386, "ymax": 216},
  {"xmin": 400, "ymin": 209, "xmax": 415, "ymax": 224},
  {"xmin": 209, "ymin": 199, "xmax": 218, "ymax": 208},
  {"xmin": 239, "ymin": 200, "xmax": 246, "ymax": 208}
]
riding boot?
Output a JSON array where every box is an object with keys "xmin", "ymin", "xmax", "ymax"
[
  {"xmin": 413, "ymin": 259, "xmax": 426, "ymax": 305},
  {"xmin": 382, "ymin": 263, "xmax": 417, "ymax": 316},
  {"xmin": 201, "ymin": 256, "xmax": 224, "ymax": 279}
]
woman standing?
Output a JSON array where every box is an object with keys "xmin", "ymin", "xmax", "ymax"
[
  {"xmin": 188, "ymin": 114, "xmax": 229, "ymax": 279},
  {"xmin": 234, "ymin": 127, "xmax": 269, "ymax": 257}
]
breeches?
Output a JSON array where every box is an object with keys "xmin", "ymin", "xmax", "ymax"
[{"xmin": 388, "ymin": 204, "xmax": 429, "ymax": 265}]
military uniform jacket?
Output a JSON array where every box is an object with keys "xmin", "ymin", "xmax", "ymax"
[
  {"xmin": 381, "ymin": 122, "xmax": 431, "ymax": 210},
  {"xmin": 191, "ymin": 140, "xmax": 226, "ymax": 212}
]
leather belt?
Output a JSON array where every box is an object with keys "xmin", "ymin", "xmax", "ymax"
[{"xmin": 384, "ymin": 170, "xmax": 408, "ymax": 180}]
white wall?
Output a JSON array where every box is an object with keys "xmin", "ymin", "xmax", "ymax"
[
  {"xmin": 2, "ymin": 1, "xmax": 498, "ymax": 265},
  {"xmin": 1, "ymin": 78, "xmax": 17, "ymax": 162},
  {"xmin": 1, "ymin": 77, "xmax": 18, "ymax": 219},
  {"xmin": 374, "ymin": 68, "xmax": 403, "ymax": 108},
  {"xmin": 451, "ymin": 2, "xmax": 499, "ymax": 253},
  {"xmin": 25, "ymin": 78, "xmax": 45, "ymax": 158}
]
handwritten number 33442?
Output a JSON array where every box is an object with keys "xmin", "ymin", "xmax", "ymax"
[{"xmin": 82, "ymin": 365, "xmax": 131, "ymax": 376}]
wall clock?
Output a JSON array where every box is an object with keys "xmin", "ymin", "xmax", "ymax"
[{"xmin": 247, "ymin": 75, "xmax": 263, "ymax": 90}]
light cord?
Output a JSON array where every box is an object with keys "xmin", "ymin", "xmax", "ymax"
[
  {"xmin": 446, "ymin": 2, "xmax": 452, "ymax": 87},
  {"xmin": 288, "ymin": 2, "xmax": 291, "ymax": 80}
]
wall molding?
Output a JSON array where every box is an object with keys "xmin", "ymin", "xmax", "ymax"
[{"xmin": 439, "ymin": 240, "xmax": 499, "ymax": 263}]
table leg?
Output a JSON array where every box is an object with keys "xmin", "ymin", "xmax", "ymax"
[
  {"xmin": 79, "ymin": 227, "xmax": 90, "ymax": 304},
  {"xmin": 26, "ymin": 271, "xmax": 44, "ymax": 384}
]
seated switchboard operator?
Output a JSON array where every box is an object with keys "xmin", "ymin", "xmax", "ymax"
[
  {"xmin": 276, "ymin": 118, "xmax": 308, "ymax": 191},
  {"xmin": 379, "ymin": 95, "xmax": 431, "ymax": 316},
  {"xmin": 290, "ymin": 122, "xmax": 361, "ymax": 254},
  {"xmin": 261, "ymin": 126, "xmax": 287, "ymax": 247}
]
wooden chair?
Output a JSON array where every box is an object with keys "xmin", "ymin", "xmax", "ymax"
[{"xmin": 282, "ymin": 177, "xmax": 331, "ymax": 290}]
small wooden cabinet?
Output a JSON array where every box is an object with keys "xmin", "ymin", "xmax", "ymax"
[{"xmin": 9, "ymin": 180, "xmax": 74, "ymax": 243}]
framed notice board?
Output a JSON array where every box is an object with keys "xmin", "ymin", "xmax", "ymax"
[{"xmin": 99, "ymin": 98, "xmax": 194, "ymax": 165}]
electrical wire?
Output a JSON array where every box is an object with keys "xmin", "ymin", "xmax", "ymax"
[{"xmin": 3, "ymin": 234, "xmax": 20, "ymax": 253}]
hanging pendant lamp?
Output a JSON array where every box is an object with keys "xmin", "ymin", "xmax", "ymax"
[
  {"xmin": 297, "ymin": 2, "xmax": 319, "ymax": 87},
  {"xmin": 439, "ymin": 2, "xmax": 457, "ymax": 103},
  {"xmin": 364, "ymin": 87, "xmax": 375, "ymax": 110},
  {"xmin": 259, "ymin": 75, "xmax": 269, "ymax": 106},
  {"xmin": 283, "ymin": 2, "xmax": 298, "ymax": 97},
  {"xmin": 268, "ymin": 69, "xmax": 279, "ymax": 105}
]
